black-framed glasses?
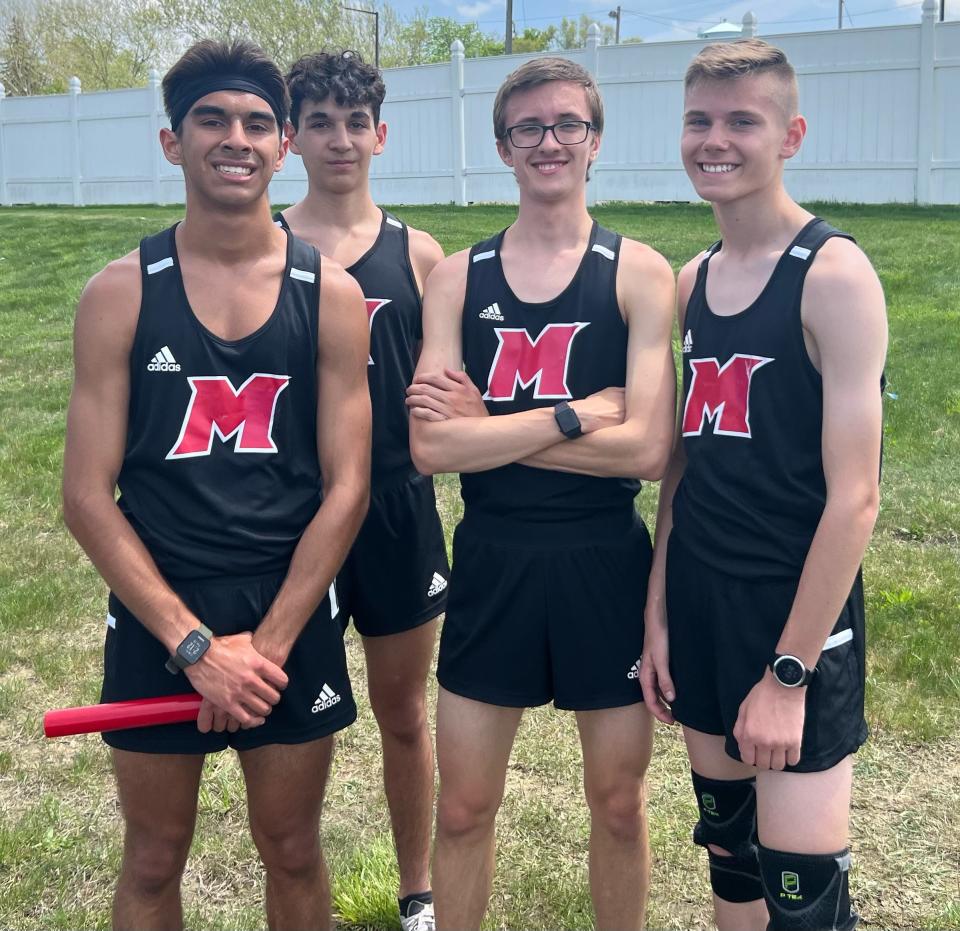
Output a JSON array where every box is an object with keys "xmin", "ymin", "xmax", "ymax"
[{"xmin": 505, "ymin": 120, "xmax": 595, "ymax": 148}]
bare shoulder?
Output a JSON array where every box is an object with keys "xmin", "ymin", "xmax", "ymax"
[
  {"xmin": 802, "ymin": 236, "xmax": 886, "ymax": 330},
  {"xmin": 424, "ymin": 247, "xmax": 470, "ymax": 296},
  {"xmin": 407, "ymin": 225, "xmax": 445, "ymax": 269},
  {"xmin": 320, "ymin": 255, "xmax": 365, "ymax": 305},
  {"xmin": 75, "ymin": 249, "xmax": 142, "ymax": 347},
  {"xmin": 617, "ymin": 237, "xmax": 675, "ymax": 328},
  {"xmin": 619, "ymin": 236, "xmax": 674, "ymax": 283},
  {"xmin": 677, "ymin": 251, "xmax": 708, "ymax": 326}
]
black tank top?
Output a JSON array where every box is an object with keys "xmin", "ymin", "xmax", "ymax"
[
  {"xmin": 672, "ymin": 218, "xmax": 858, "ymax": 579},
  {"xmin": 460, "ymin": 222, "xmax": 640, "ymax": 525},
  {"xmin": 277, "ymin": 209, "xmax": 421, "ymax": 487},
  {"xmin": 117, "ymin": 224, "xmax": 323, "ymax": 582}
]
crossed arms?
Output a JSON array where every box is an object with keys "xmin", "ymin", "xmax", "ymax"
[{"xmin": 407, "ymin": 239, "xmax": 677, "ymax": 481}]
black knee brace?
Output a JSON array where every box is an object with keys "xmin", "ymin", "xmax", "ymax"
[
  {"xmin": 691, "ymin": 770, "xmax": 762, "ymax": 903},
  {"xmin": 758, "ymin": 844, "xmax": 859, "ymax": 931}
]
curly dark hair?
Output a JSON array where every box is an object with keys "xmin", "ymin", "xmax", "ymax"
[{"xmin": 286, "ymin": 50, "xmax": 386, "ymax": 130}]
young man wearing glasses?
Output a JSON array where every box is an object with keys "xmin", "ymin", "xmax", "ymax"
[{"xmin": 406, "ymin": 57, "xmax": 676, "ymax": 930}]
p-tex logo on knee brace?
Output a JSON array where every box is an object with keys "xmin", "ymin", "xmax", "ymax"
[{"xmin": 780, "ymin": 871, "xmax": 802, "ymax": 900}]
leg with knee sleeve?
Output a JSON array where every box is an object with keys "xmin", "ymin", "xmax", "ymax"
[
  {"xmin": 758, "ymin": 844, "xmax": 858, "ymax": 931},
  {"xmin": 692, "ymin": 770, "xmax": 763, "ymax": 903}
]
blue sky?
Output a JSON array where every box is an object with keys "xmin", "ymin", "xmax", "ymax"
[{"xmin": 393, "ymin": 0, "xmax": 943, "ymax": 43}]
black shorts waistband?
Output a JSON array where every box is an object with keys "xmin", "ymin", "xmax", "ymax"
[{"xmin": 460, "ymin": 506, "xmax": 641, "ymax": 546}]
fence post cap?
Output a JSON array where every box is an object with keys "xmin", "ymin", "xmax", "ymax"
[
  {"xmin": 148, "ymin": 68, "xmax": 161, "ymax": 85},
  {"xmin": 921, "ymin": 0, "xmax": 937, "ymax": 17},
  {"xmin": 69, "ymin": 76, "xmax": 82, "ymax": 93},
  {"xmin": 742, "ymin": 11, "xmax": 757, "ymax": 34},
  {"xmin": 450, "ymin": 38, "xmax": 465, "ymax": 55},
  {"xmin": 0, "ymin": 82, "xmax": 5, "ymax": 99}
]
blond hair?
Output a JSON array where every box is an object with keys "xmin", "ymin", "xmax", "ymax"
[
  {"xmin": 685, "ymin": 38, "xmax": 798, "ymax": 119},
  {"xmin": 493, "ymin": 57, "xmax": 604, "ymax": 141}
]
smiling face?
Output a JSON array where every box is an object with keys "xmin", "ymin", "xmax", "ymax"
[
  {"xmin": 287, "ymin": 96, "xmax": 386, "ymax": 194},
  {"xmin": 681, "ymin": 73, "xmax": 805, "ymax": 206},
  {"xmin": 160, "ymin": 90, "xmax": 288, "ymax": 208},
  {"xmin": 496, "ymin": 80, "xmax": 600, "ymax": 202}
]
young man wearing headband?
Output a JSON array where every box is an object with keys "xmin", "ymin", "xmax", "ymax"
[
  {"xmin": 62, "ymin": 39, "xmax": 371, "ymax": 930},
  {"xmin": 407, "ymin": 57, "xmax": 676, "ymax": 930},
  {"xmin": 640, "ymin": 39, "xmax": 886, "ymax": 931},
  {"xmin": 276, "ymin": 51, "xmax": 447, "ymax": 931}
]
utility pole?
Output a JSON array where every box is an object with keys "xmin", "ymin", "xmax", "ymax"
[
  {"xmin": 343, "ymin": 6, "xmax": 380, "ymax": 67},
  {"xmin": 505, "ymin": 0, "xmax": 513, "ymax": 53},
  {"xmin": 608, "ymin": 5, "xmax": 621, "ymax": 43},
  {"xmin": 838, "ymin": 0, "xmax": 843, "ymax": 28}
]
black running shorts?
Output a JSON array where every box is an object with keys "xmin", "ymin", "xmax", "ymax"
[
  {"xmin": 665, "ymin": 533, "xmax": 868, "ymax": 773},
  {"xmin": 437, "ymin": 508, "xmax": 651, "ymax": 710},
  {"xmin": 336, "ymin": 472, "xmax": 449, "ymax": 638},
  {"xmin": 101, "ymin": 571, "xmax": 356, "ymax": 754}
]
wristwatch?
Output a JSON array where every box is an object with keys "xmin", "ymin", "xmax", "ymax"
[
  {"xmin": 165, "ymin": 623, "xmax": 213, "ymax": 675},
  {"xmin": 554, "ymin": 400, "xmax": 583, "ymax": 439},
  {"xmin": 770, "ymin": 653, "xmax": 815, "ymax": 688}
]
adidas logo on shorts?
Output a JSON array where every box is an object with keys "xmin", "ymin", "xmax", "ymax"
[
  {"xmin": 682, "ymin": 330, "xmax": 693, "ymax": 354},
  {"xmin": 148, "ymin": 345, "xmax": 181, "ymax": 372},
  {"xmin": 627, "ymin": 661, "xmax": 641, "ymax": 680},
  {"xmin": 478, "ymin": 302, "xmax": 504, "ymax": 322},
  {"xmin": 427, "ymin": 572, "xmax": 448, "ymax": 598},
  {"xmin": 311, "ymin": 683, "xmax": 341, "ymax": 713}
]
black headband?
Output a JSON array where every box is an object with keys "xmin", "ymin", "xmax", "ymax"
[{"xmin": 168, "ymin": 74, "xmax": 286, "ymax": 133}]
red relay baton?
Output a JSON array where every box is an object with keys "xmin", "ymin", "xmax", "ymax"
[{"xmin": 44, "ymin": 693, "xmax": 202, "ymax": 738}]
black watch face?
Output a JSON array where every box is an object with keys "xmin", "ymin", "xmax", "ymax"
[
  {"xmin": 179, "ymin": 631, "xmax": 209, "ymax": 664},
  {"xmin": 774, "ymin": 656, "xmax": 805, "ymax": 686}
]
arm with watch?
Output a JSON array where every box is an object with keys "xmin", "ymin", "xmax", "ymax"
[
  {"xmin": 731, "ymin": 241, "xmax": 886, "ymax": 772},
  {"xmin": 408, "ymin": 244, "xmax": 675, "ymax": 478},
  {"xmin": 408, "ymin": 252, "xmax": 628, "ymax": 476},
  {"xmin": 62, "ymin": 256, "xmax": 289, "ymax": 734}
]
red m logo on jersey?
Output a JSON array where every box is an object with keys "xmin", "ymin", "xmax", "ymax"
[
  {"xmin": 167, "ymin": 373, "xmax": 290, "ymax": 459},
  {"xmin": 682, "ymin": 354, "xmax": 774, "ymax": 438},
  {"xmin": 483, "ymin": 323, "xmax": 589, "ymax": 401},
  {"xmin": 366, "ymin": 298, "xmax": 391, "ymax": 366}
]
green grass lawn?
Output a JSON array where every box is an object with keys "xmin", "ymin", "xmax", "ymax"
[{"xmin": 1, "ymin": 203, "xmax": 958, "ymax": 929}]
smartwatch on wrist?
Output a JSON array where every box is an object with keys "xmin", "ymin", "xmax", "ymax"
[
  {"xmin": 770, "ymin": 653, "xmax": 815, "ymax": 688},
  {"xmin": 554, "ymin": 400, "xmax": 583, "ymax": 439},
  {"xmin": 165, "ymin": 623, "xmax": 213, "ymax": 675}
]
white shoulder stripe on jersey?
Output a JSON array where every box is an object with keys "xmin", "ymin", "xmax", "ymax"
[
  {"xmin": 106, "ymin": 612, "xmax": 116, "ymax": 629},
  {"xmin": 274, "ymin": 219, "xmax": 284, "ymax": 227},
  {"xmin": 473, "ymin": 249, "xmax": 496, "ymax": 263},
  {"xmin": 822, "ymin": 628, "xmax": 853, "ymax": 651},
  {"xmin": 290, "ymin": 267, "xmax": 316, "ymax": 283},
  {"xmin": 146, "ymin": 256, "xmax": 174, "ymax": 275},
  {"xmin": 591, "ymin": 243, "xmax": 615, "ymax": 261},
  {"xmin": 386, "ymin": 216, "xmax": 403, "ymax": 228},
  {"xmin": 789, "ymin": 245, "xmax": 812, "ymax": 260}
]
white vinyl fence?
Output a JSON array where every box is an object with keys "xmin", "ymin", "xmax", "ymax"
[{"xmin": 0, "ymin": 0, "xmax": 957, "ymax": 206}]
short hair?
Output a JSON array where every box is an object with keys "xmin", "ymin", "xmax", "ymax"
[
  {"xmin": 493, "ymin": 57, "xmax": 604, "ymax": 142},
  {"xmin": 286, "ymin": 51, "xmax": 386, "ymax": 130},
  {"xmin": 684, "ymin": 38, "xmax": 798, "ymax": 120},
  {"xmin": 162, "ymin": 39, "xmax": 289, "ymax": 134}
]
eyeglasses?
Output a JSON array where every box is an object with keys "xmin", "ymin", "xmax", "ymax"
[{"xmin": 505, "ymin": 120, "xmax": 595, "ymax": 148}]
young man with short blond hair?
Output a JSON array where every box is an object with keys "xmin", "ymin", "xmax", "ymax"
[{"xmin": 641, "ymin": 38, "xmax": 887, "ymax": 931}]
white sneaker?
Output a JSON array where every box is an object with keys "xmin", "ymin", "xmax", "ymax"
[{"xmin": 399, "ymin": 899, "xmax": 435, "ymax": 931}]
